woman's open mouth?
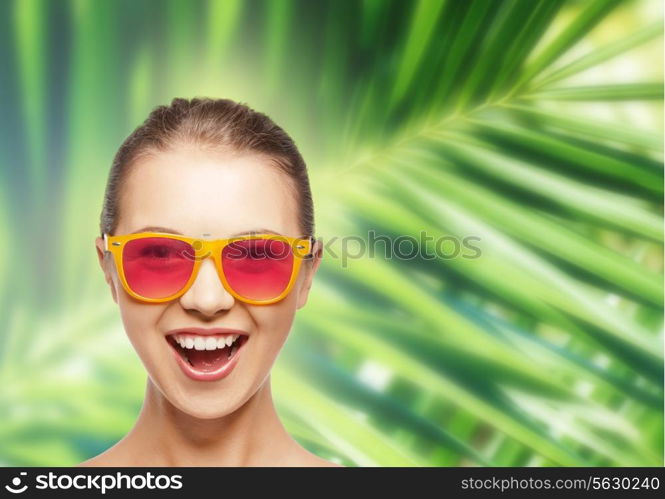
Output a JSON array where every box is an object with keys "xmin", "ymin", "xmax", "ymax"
[{"xmin": 166, "ymin": 332, "xmax": 249, "ymax": 381}]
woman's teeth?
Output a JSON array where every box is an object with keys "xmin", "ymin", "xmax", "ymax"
[
  {"xmin": 174, "ymin": 334, "xmax": 240, "ymax": 351},
  {"xmin": 171, "ymin": 333, "xmax": 242, "ymax": 361}
]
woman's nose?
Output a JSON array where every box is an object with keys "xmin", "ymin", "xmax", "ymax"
[{"xmin": 178, "ymin": 257, "xmax": 235, "ymax": 315}]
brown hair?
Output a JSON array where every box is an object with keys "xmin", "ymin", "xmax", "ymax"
[{"xmin": 99, "ymin": 97, "xmax": 314, "ymax": 238}]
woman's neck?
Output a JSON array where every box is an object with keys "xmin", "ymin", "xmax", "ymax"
[{"xmin": 118, "ymin": 376, "xmax": 300, "ymax": 466}]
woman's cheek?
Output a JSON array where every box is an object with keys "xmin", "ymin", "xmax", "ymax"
[
  {"xmin": 118, "ymin": 300, "xmax": 162, "ymax": 364},
  {"xmin": 252, "ymin": 303, "xmax": 297, "ymax": 359}
]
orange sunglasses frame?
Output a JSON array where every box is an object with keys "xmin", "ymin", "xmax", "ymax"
[{"xmin": 103, "ymin": 232, "xmax": 314, "ymax": 305}]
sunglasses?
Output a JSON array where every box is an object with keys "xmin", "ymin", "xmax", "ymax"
[{"xmin": 103, "ymin": 232, "xmax": 314, "ymax": 305}]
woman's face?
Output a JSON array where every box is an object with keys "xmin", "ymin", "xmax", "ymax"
[{"xmin": 95, "ymin": 145, "xmax": 321, "ymax": 419}]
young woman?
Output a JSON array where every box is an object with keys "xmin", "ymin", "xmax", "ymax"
[{"xmin": 81, "ymin": 97, "xmax": 340, "ymax": 467}]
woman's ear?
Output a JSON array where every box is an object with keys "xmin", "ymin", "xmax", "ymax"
[
  {"xmin": 296, "ymin": 239, "xmax": 323, "ymax": 310},
  {"xmin": 95, "ymin": 237, "xmax": 119, "ymax": 304}
]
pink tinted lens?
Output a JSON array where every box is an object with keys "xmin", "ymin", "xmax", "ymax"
[
  {"xmin": 222, "ymin": 238, "xmax": 293, "ymax": 301},
  {"xmin": 123, "ymin": 237, "xmax": 195, "ymax": 299}
]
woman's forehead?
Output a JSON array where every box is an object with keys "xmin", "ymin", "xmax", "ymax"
[{"xmin": 117, "ymin": 147, "xmax": 300, "ymax": 237}]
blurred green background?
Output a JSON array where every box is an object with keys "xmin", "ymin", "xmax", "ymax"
[{"xmin": 0, "ymin": 0, "xmax": 662, "ymax": 466}]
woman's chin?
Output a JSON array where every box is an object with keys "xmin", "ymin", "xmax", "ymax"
[
  {"xmin": 166, "ymin": 390, "xmax": 248, "ymax": 420},
  {"xmin": 183, "ymin": 406, "xmax": 235, "ymax": 420}
]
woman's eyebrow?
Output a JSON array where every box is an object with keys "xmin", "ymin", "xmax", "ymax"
[
  {"xmin": 130, "ymin": 226, "xmax": 282, "ymax": 236},
  {"xmin": 131, "ymin": 226, "xmax": 182, "ymax": 234},
  {"xmin": 231, "ymin": 228, "xmax": 282, "ymax": 236}
]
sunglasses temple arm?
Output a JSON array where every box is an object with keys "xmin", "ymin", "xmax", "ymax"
[{"xmin": 307, "ymin": 236, "xmax": 316, "ymax": 259}]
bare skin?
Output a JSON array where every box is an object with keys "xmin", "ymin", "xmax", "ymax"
[
  {"xmin": 79, "ymin": 378, "xmax": 339, "ymax": 467},
  {"xmin": 83, "ymin": 145, "xmax": 342, "ymax": 467}
]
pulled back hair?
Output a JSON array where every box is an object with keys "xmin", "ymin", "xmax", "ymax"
[{"xmin": 100, "ymin": 97, "xmax": 314, "ymax": 238}]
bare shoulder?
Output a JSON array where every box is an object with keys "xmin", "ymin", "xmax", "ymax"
[
  {"xmin": 299, "ymin": 451, "xmax": 346, "ymax": 467},
  {"xmin": 315, "ymin": 458, "xmax": 345, "ymax": 468},
  {"xmin": 77, "ymin": 455, "xmax": 111, "ymax": 467},
  {"xmin": 77, "ymin": 446, "xmax": 130, "ymax": 467}
]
